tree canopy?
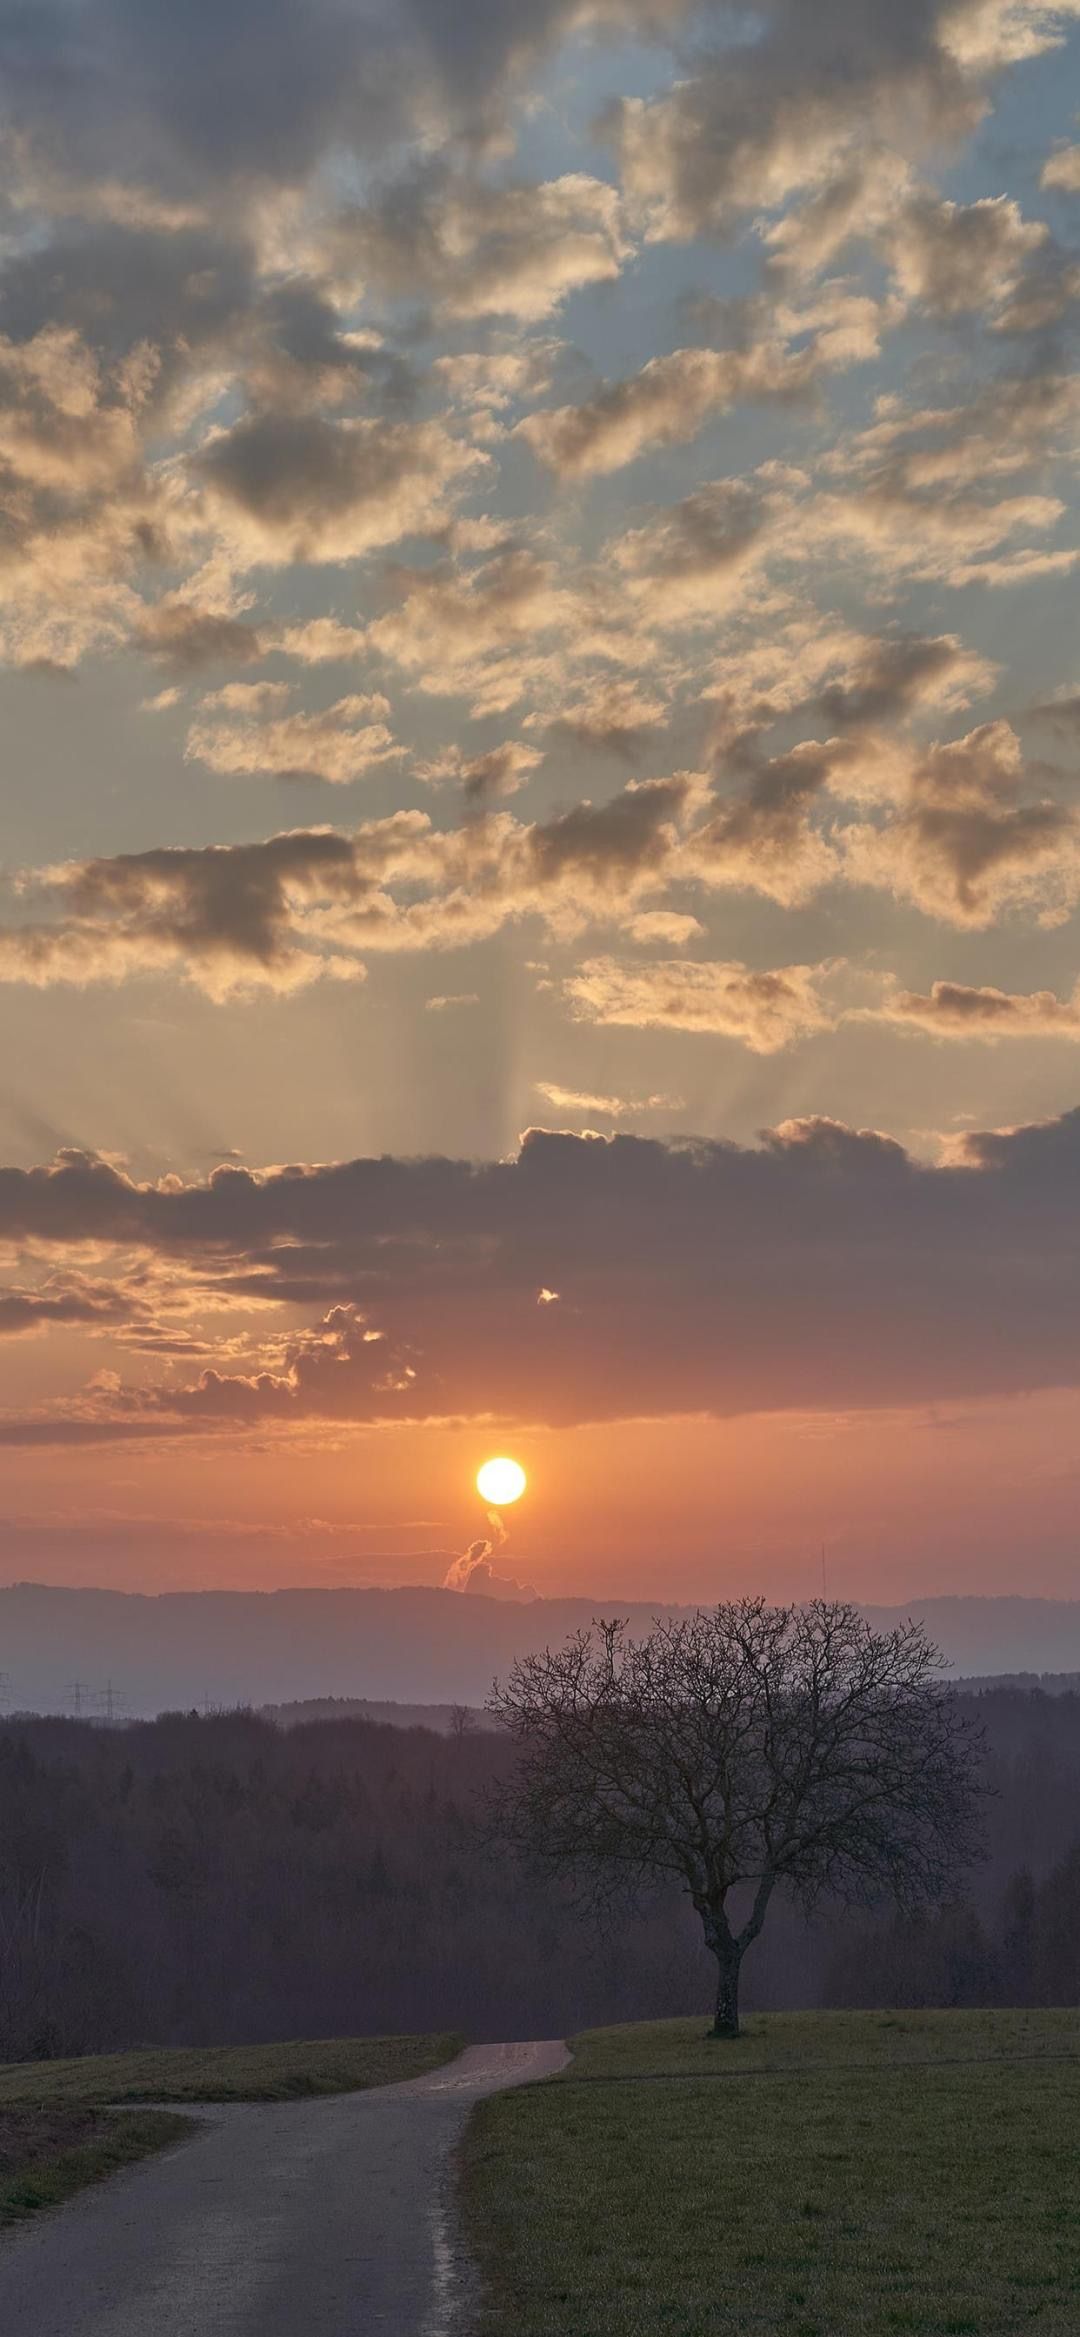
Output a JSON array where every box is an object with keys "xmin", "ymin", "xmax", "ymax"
[{"xmin": 490, "ymin": 1599, "xmax": 987, "ymax": 2035}]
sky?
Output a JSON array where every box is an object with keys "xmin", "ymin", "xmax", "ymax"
[{"xmin": 2, "ymin": 0, "xmax": 1080, "ymax": 1605}]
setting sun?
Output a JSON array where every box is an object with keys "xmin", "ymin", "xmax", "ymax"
[{"xmin": 477, "ymin": 1456, "xmax": 527, "ymax": 1507}]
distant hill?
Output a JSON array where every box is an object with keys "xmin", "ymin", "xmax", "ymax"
[
  {"xmin": 5, "ymin": 1581, "xmax": 1080, "ymax": 1717},
  {"xmin": 953, "ymin": 1673, "xmax": 1080, "ymax": 1696},
  {"xmin": 259, "ymin": 1696, "xmax": 495, "ymax": 1733}
]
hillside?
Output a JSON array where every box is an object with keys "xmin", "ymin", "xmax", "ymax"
[{"xmin": 5, "ymin": 1581, "xmax": 1080, "ymax": 1716}]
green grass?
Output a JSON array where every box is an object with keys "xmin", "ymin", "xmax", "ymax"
[
  {"xmin": 0, "ymin": 2030, "xmax": 463, "ymax": 2108},
  {"xmin": 0, "ymin": 2106, "xmax": 191, "ymax": 2227},
  {"xmin": 461, "ymin": 2009, "xmax": 1080, "ymax": 2337}
]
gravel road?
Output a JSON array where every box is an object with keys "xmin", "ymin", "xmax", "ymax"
[{"xmin": 0, "ymin": 2039, "xmax": 569, "ymax": 2335}]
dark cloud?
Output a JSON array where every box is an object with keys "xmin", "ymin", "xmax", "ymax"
[
  {"xmin": 609, "ymin": 0, "xmax": 1074, "ymax": 245},
  {"xmin": 0, "ymin": 0, "xmax": 686, "ymax": 210},
  {"xmin": 844, "ymin": 720, "xmax": 1080, "ymax": 925},
  {"xmin": 4, "ymin": 1111, "xmax": 1080, "ymax": 1430},
  {"xmin": 0, "ymin": 778, "xmax": 707, "ymax": 997},
  {"xmin": 0, "ymin": 1280, "xmax": 128, "ymax": 1335},
  {"xmin": 809, "ymin": 635, "xmax": 992, "ymax": 733},
  {"xmin": 194, "ymin": 411, "xmax": 484, "ymax": 563},
  {"xmin": 0, "ymin": 221, "xmax": 254, "ymax": 369},
  {"xmin": 135, "ymin": 603, "xmax": 265, "ymax": 671},
  {"xmin": 689, "ymin": 738, "xmax": 844, "ymax": 905}
]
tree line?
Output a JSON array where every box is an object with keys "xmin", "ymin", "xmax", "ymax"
[{"xmin": 1, "ymin": 1648, "xmax": 1080, "ymax": 2059}]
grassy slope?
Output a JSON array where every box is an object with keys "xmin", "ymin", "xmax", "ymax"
[
  {"xmin": 0, "ymin": 2106, "xmax": 191, "ymax": 2228},
  {"xmin": 462, "ymin": 2009, "xmax": 1080, "ymax": 2337},
  {"xmin": 0, "ymin": 2030, "xmax": 462, "ymax": 2231},
  {"xmin": 0, "ymin": 2030, "xmax": 463, "ymax": 2108}
]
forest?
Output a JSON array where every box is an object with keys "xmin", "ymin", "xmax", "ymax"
[{"xmin": 1, "ymin": 1687, "xmax": 1079, "ymax": 2061}]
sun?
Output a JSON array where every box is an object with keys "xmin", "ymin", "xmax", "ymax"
[{"xmin": 477, "ymin": 1456, "xmax": 527, "ymax": 1507}]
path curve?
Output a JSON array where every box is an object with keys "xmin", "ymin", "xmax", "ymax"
[{"xmin": 0, "ymin": 2039, "xmax": 569, "ymax": 2336}]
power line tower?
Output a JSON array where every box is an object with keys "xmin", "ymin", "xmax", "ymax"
[{"xmin": 64, "ymin": 1681, "xmax": 91, "ymax": 1718}]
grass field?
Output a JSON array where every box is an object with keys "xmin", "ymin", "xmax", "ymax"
[
  {"xmin": 0, "ymin": 2105, "xmax": 191, "ymax": 2228},
  {"xmin": 0, "ymin": 2030, "xmax": 462, "ymax": 2229},
  {"xmin": 461, "ymin": 2009, "xmax": 1080, "ymax": 2337},
  {"xmin": 0, "ymin": 2030, "xmax": 462, "ymax": 2108}
]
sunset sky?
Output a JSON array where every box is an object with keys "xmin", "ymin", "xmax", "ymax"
[{"xmin": 3, "ymin": 0, "xmax": 1080, "ymax": 1603}]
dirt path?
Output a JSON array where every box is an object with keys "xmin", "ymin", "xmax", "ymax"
[{"xmin": 0, "ymin": 2039, "xmax": 569, "ymax": 2335}]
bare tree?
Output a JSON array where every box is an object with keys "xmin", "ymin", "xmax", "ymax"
[{"xmin": 489, "ymin": 1599, "xmax": 986, "ymax": 2037}]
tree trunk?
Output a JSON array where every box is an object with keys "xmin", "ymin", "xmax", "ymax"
[{"xmin": 711, "ymin": 1942, "xmax": 742, "ymax": 2039}]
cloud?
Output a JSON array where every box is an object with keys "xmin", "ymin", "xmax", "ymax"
[
  {"xmin": 808, "ymin": 372, "xmax": 1080, "ymax": 584},
  {"xmin": 885, "ymin": 191, "xmax": 1051, "ymax": 317},
  {"xmin": 1042, "ymin": 143, "xmax": 1080, "ymax": 190},
  {"xmin": 331, "ymin": 171, "xmax": 630, "ymax": 321},
  {"xmin": 432, "ymin": 346, "xmax": 563, "ymax": 417},
  {"xmin": 877, "ymin": 977, "xmax": 1080, "ymax": 1037},
  {"xmin": 0, "ymin": 776, "xmax": 705, "ymax": 997},
  {"xmin": 366, "ymin": 546, "xmax": 585, "ymax": 716},
  {"xmin": 0, "ymin": 825, "xmax": 408, "ymax": 998},
  {"xmin": 1026, "ymin": 691, "xmax": 1080, "ymax": 737},
  {"xmin": 613, "ymin": 476, "xmax": 777, "ymax": 620},
  {"xmin": 7, "ymin": 1108, "xmax": 1080, "ymax": 1431},
  {"xmin": 544, "ymin": 677, "xmax": 669, "ymax": 755},
  {"xmin": 0, "ymin": 1276, "xmax": 131, "ymax": 1337},
  {"xmin": 686, "ymin": 739, "xmax": 845, "ymax": 907},
  {"xmin": 194, "ymin": 412, "xmax": 486, "ymax": 565},
  {"xmin": 135, "ymin": 601, "xmax": 266, "ymax": 670},
  {"xmin": 0, "ymin": 0, "xmax": 688, "ymax": 219},
  {"xmin": 625, "ymin": 910, "xmax": 703, "ymax": 945},
  {"xmin": 702, "ymin": 616, "xmax": 990, "ymax": 749},
  {"xmin": 840, "ymin": 370, "xmax": 1080, "ymax": 492},
  {"xmin": 534, "ymin": 1081, "xmax": 683, "ymax": 1117},
  {"xmin": 275, "ymin": 619, "xmax": 369, "ymax": 664},
  {"xmin": 416, "ymin": 740, "xmax": 543, "ymax": 802},
  {"xmin": 564, "ymin": 956, "xmax": 835, "ymax": 1050},
  {"xmin": 609, "ymin": 0, "xmax": 1080, "ymax": 244},
  {"xmin": 442, "ymin": 1536, "xmax": 536, "ymax": 1600},
  {"xmin": 0, "ymin": 323, "xmax": 167, "ymax": 666},
  {"xmin": 185, "ymin": 689, "xmax": 401, "ymax": 784},
  {"xmin": 800, "ymin": 477, "xmax": 1069, "ymax": 589},
  {"xmin": 516, "ymin": 340, "xmax": 817, "ymax": 477},
  {"xmin": 843, "ymin": 720, "xmax": 1080, "ymax": 926}
]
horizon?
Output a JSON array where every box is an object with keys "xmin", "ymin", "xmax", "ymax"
[{"xmin": 5, "ymin": 1575, "xmax": 1080, "ymax": 1722}]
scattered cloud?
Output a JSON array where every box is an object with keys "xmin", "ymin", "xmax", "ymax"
[
  {"xmin": 534, "ymin": 1081, "xmax": 684, "ymax": 1116},
  {"xmin": 517, "ymin": 341, "xmax": 818, "ymax": 478},
  {"xmin": 331, "ymin": 172, "xmax": 630, "ymax": 321},
  {"xmin": 416, "ymin": 740, "xmax": 543, "ymax": 801},
  {"xmin": 877, "ymin": 977, "xmax": 1080, "ymax": 1037},
  {"xmin": 185, "ymin": 689, "xmax": 401, "ymax": 784},
  {"xmin": 842, "ymin": 720, "xmax": 1080, "ymax": 926},
  {"xmin": 564, "ymin": 956, "xmax": 835, "ymax": 1050},
  {"xmin": 1042, "ymin": 143, "xmax": 1080, "ymax": 190},
  {"xmin": 135, "ymin": 601, "xmax": 265, "ymax": 671}
]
